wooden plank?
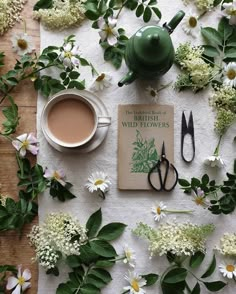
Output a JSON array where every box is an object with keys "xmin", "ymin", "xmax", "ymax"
[{"xmin": 0, "ymin": 1, "xmax": 39, "ymax": 293}]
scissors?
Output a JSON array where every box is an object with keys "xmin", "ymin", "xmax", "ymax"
[
  {"xmin": 181, "ymin": 111, "xmax": 195, "ymax": 163},
  {"xmin": 148, "ymin": 142, "xmax": 179, "ymax": 192}
]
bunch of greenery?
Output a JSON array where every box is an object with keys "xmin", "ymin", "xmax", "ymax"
[
  {"xmin": 84, "ymin": 0, "xmax": 162, "ymax": 68},
  {"xmin": 179, "ymin": 159, "xmax": 236, "ymax": 215},
  {"xmin": 0, "ymin": 265, "xmax": 17, "ymax": 294}
]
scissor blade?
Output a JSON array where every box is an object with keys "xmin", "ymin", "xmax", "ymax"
[
  {"xmin": 188, "ymin": 111, "xmax": 194, "ymax": 136},
  {"xmin": 181, "ymin": 111, "xmax": 188, "ymax": 134},
  {"xmin": 161, "ymin": 141, "xmax": 166, "ymax": 157}
]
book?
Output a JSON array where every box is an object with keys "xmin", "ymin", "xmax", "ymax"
[{"xmin": 118, "ymin": 104, "xmax": 174, "ymax": 190}]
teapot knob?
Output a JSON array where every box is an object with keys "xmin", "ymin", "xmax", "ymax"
[{"xmin": 150, "ymin": 33, "xmax": 160, "ymax": 45}]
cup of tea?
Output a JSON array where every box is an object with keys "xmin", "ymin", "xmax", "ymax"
[{"xmin": 41, "ymin": 89, "xmax": 111, "ymax": 149}]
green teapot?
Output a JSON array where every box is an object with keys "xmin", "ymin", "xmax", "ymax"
[{"xmin": 118, "ymin": 10, "xmax": 185, "ymax": 87}]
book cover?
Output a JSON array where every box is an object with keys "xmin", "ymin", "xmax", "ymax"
[{"xmin": 118, "ymin": 104, "xmax": 174, "ymax": 190}]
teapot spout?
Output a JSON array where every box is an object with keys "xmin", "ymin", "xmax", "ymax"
[
  {"xmin": 163, "ymin": 10, "xmax": 185, "ymax": 34},
  {"xmin": 118, "ymin": 71, "xmax": 136, "ymax": 87}
]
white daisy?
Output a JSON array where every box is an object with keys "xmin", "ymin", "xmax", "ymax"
[
  {"xmin": 123, "ymin": 244, "xmax": 136, "ymax": 268},
  {"xmin": 85, "ymin": 171, "xmax": 111, "ymax": 193},
  {"xmin": 123, "ymin": 271, "xmax": 146, "ymax": 294},
  {"xmin": 11, "ymin": 33, "xmax": 35, "ymax": 56},
  {"xmin": 44, "ymin": 168, "xmax": 66, "ymax": 186},
  {"xmin": 204, "ymin": 155, "xmax": 224, "ymax": 168},
  {"xmin": 182, "ymin": 10, "xmax": 200, "ymax": 37},
  {"xmin": 90, "ymin": 72, "xmax": 112, "ymax": 91},
  {"xmin": 219, "ymin": 263, "xmax": 236, "ymax": 279},
  {"xmin": 6, "ymin": 265, "xmax": 31, "ymax": 294},
  {"xmin": 151, "ymin": 202, "xmax": 167, "ymax": 222},
  {"xmin": 60, "ymin": 43, "xmax": 80, "ymax": 68},
  {"xmin": 223, "ymin": 62, "xmax": 236, "ymax": 88},
  {"xmin": 98, "ymin": 16, "xmax": 118, "ymax": 46},
  {"xmin": 222, "ymin": 0, "xmax": 236, "ymax": 25},
  {"xmin": 12, "ymin": 133, "xmax": 39, "ymax": 157},
  {"xmin": 145, "ymin": 86, "xmax": 159, "ymax": 103}
]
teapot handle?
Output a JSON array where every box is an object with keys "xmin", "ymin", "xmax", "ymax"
[{"xmin": 164, "ymin": 10, "xmax": 185, "ymax": 34}]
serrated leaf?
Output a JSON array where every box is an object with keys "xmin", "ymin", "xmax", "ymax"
[
  {"xmin": 203, "ymin": 281, "xmax": 227, "ymax": 292},
  {"xmin": 201, "ymin": 27, "xmax": 222, "ymax": 46},
  {"xmin": 97, "ymin": 222, "xmax": 126, "ymax": 240},
  {"xmin": 80, "ymin": 283, "xmax": 100, "ymax": 294},
  {"xmin": 163, "ymin": 268, "xmax": 187, "ymax": 284},
  {"xmin": 225, "ymin": 48, "xmax": 236, "ymax": 58},
  {"xmin": 189, "ymin": 251, "xmax": 205, "ymax": 269},
  {"xmin": 203, "ymin": 45, "xmax": 219, "ymax": 58},
  {"xmin": 89, "ymin": 240, "xmax": 117, "ymax": 257},
  {"xmin": 201, "ymin": 255, "xmax": 216, "ymax": 278},
  {"xmin": 86, "ymin": 208, "xmax": 102, "ymax": 238}
]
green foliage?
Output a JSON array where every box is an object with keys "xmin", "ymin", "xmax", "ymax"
[
  {"xmin": 179, "ymin": 159, "xmax": 236, "ymax": 215},
  {"xmin": 0, "ymin": 197, "xmax": 38, "ymax": 233},
  {"xmin": 34, "ymin": 0, "xmax": 53, "ymax": 10},
  {"xmin": 56, "ymin": 208, "xmax": 126, "ymax": 293},
  {"xmin": 0, "ymin": 265, "xmax": 17, "ymax": 293},
  {"xmin": 1, "ymin": 96, "xmax": 19, "ymax": 135},
  {"xmin": 0, "ymin": 52, "xmax": 4, "ymax": 68},
  {"xmin": 131, "ymin": 129, "xmax": 159, "ymax": 173},
  {"xmin": 160, "ymin": 253, "xmax": 227, "ymax": 294}
]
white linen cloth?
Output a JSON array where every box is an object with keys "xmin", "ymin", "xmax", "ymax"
[{"xmin": 37, "ymin": 0, "xmax": 236, "ymax": 293}]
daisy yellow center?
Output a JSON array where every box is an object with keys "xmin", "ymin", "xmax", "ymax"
[
  {"xmin": 53, "ymin": 171, "xmax": 61, "ymax": 180},
  {"xmin": 94, "ymin": 179, "xmax": 104, "ymax": 186},
  {"xmin": 150, "ymin": 90, "xmax": 156, "ymax": 97},
  {"xmin": 17, "ymin": 39, "xmax": 28, "ymax": 50},
  {"xmin": 226, "ymin": 264, "xmax": 235, "ymax": 272},
  {"xmin": 22, "ymin": 140, "xmax": 29, "ymax": 148},
  {"xmin": 18, "ymin": 276, "xmax": 25, "ymax": 286},
  {"xmin": 227, "ymin": 69, "xmax": 236, "ymax": 80},
  {"xmin": 195, "ymin": 196, "xmax": 204, "ymax": 206},
  {"xmin": 156, "ymin": 207, "xmax": 162, "ymax": 215},
  {"xmin": 105, "ymin": 27, "xmax": 113, "ymax": 35},
  {"xmin": 64, "ymin": 51, "xmax": 72, "ymax": 59},
  {"xmin": 131, "ymin": 279, "xmax": 139, "ymax": 291},
  {"xmin": 229, "ymin": 9, "xmax": 236, "ymax": 16},
  {"xmin": 189, "ymin": 16, "xmax": 197, "ymax": 28},
  {"xmin": 96, "ymin": 73, "xmax": 105, "ymax": 82},
  {"xmin": 126, "ymin": 250, "xmax": 132, "ymax": 259}
]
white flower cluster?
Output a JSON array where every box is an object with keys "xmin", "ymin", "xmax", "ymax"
[
  {"xmin": 28, "ymin": 213, "xmax": 87, "ymax": 270},
  {"xmin": 0, "ymin": 0, "xmax": 27, "ymax": 35},
  {"xmin": 183, "ymin": 0, "xmax": 214, "ymax": 11},
  {"xmin": 133, "ymin": 222, "xmax": 215, "ymax": 257},
  {"xmin": 0, "ymin": 194, "xmax": 7, "ymax": 207},
  {"xmin": 175, "ymin": 43, "xmax": 215, "ymax": 92},
  {"xmin": 33, "ymin": 0, "xmax": 86, "ymax": 31},
  {"xmin": 218, "ymin": 233, "xmax": 236, "ymax": 256}
]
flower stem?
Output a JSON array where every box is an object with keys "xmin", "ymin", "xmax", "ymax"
[
  {"xmin": 116, "ymin": 0, "xmax": 128, "ymax": 19},
  {"xmin": 157, "ymin": 81, "xmax": 173, "ymax": 93},
  {"xmin": 213, "ymin": 135, "xmax": 223, "ymax": 156},
  {"xmin": 163, "ymin": 209, "xmax": 194, "ymax": 214}
]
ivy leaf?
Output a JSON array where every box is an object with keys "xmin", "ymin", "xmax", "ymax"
[
  {"xmin": 89, "ymin": 240, "xmax": 117, "ymax": 257},
  {"xmin": 201, "ymin": 255, "xmax": 216, "ymax": 278},
  {"xmin": 201, "ymin": 27, "xmax": 222, "ymax": 47},
  {"xmin": 86, "ymin": 208, "xmax": 102, "ymax": 238},
  {"xmin": 97, "ymin": 222, "xmax": 126, "ymax": 240},
  {"xmin": 203, "ymin": 281, "xmax": 227, "ymax": 292},
  {"xmin": 189, "ymin": 251, "xmax": 205, "ymax": 269},
  {"xmin": 163, "ymin": 268, "xmax": 187, "ymax": 284},
  {"xmin": 142, "ymin": 273, "xmax": 159, "ymax": 286}
]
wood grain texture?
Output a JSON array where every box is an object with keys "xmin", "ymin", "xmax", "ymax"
[{"xmin": 0, "ymin": 1, "xmax": 39, "ymax": 293}]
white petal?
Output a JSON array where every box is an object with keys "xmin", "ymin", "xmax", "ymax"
[
  {"xmin": 27, "ymin": 144, "xmax": 39, "ymax": 155},
  {"xmin": 19, "ymin": 147, "xmax": 27, "ymax": 157},
  {"xmin": 12, "ymin": 140, "xmax": 22, "ymax": 151},
  {"xmin": 22, "ymin": 269, "xmax": 31, "ymax": 281},
  {"xmin": 99, "ymin": 30, "xmax": 107, "ymax": 42},
  {"xmin": 64, "ymin": 43, "xmax": 72, "ymax": 52},
  {"xmin": 17, "ymin": 133, "xmax": 28, "ymax": 142},
  {"xmin": 107, "ymin": 34, "xmax": 118, "ymax": 46},
  {"xmin": 22, "ymin": 282, "xmax": 31, "ymax": 291},
  {"xmin": 97, "ymin": 17, "xmax": 105, "ymax": 29},
  {"xmin": 6, "ymin": 277, "xmax": 19, "ymax": 290},
  {"xmin": 108, "ymin": 16, "xmax": 117, "ymax": 28},
  {"xmin": 12, "ymin": 284, "xmax": 21, "ymax": 294},
  {"xmin": 71, "ymin": 45, "xmax": 79, "ymax": 56},
  {"xmin": 63, "ymin": 58, "xmax": 72, "ymax": 68},
  {"xmin": 27, "ymin": 133, "xmax": 37, "ymax": 144}
]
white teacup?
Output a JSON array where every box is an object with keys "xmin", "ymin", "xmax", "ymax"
[{"xmin": 41, "ymin": 90, "xmax": 111, "ymax": 148}]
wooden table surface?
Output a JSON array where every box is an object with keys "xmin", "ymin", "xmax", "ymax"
[{"xmin": 0, "ymin": 1, "xmax": 39, "ymax": 293}]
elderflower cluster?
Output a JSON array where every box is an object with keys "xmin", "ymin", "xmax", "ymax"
[
  {"xmin": 28, "ymin": 213, "xmax": 87, "ymax": 270},
  {"xmin": 133, "ymin": 222, "xmax": 214, "ymax": 257},
  {"xmin": 175, "ymin": 43, "xmax": 215, "ymax": 92},
  {"xmin": 0, "ymin": 0, "xmax": 27, "ymax": 35},
  {"xmin": 0, "ymin": 194, "xmax": 7, "ymax": 207},
  {"xmin": 33, "ymin": 0, "xmax": 86, "ymax": 31},
  {"xmin": 218, "ymin": 233, "xmax": 236, "ymax": 256},
  {"xmin": 183, "ymin": 0, "xmax": 214, "ymax": 11},
  {"xmin": 210, "ymin": 85, "xmax": 236, "ymax": 135}
]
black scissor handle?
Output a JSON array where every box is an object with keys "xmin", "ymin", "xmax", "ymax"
[
  {"xmin": 148, "ymin": 160, "xmax": 163, "ymax": 192},
  {"xmin": 162, "ymin": 163, "xmax": 179, "ymax": 192}
]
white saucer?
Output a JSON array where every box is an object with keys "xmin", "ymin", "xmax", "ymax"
[{"xmin": 42, "ymin": 89, "xmax": 110, "ymax": 153}]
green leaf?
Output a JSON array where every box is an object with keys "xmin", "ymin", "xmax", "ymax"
[
  {"xmin": 191, "ymin": 282, "xmax": 200, "ymax": 294},
  {"xmin": 97, "ymin": 222, "xmax": 126, "ymax": 240},
  {"xmin": 225, "ymin": 48, "xmax": 236, "ymax": 58},
  {"xmin": 143, "ymin": 6, "xmax": 152, "ymax": 23},
  {"xmin": 66, "ymin": 255, "xmax": 81, "ymax": 268},
  {"xmin": 86, "ymin": 274, "xmax": 107, "ymax": 289},
  {"xmin": 2, "ymin": 95, "xmax": 19, "ymax": 135},
  {"xmin": 95, "ymin": 259, "xmax": 115, "ymax": 268},
  {"xmin": 79, "ymin": 244, "xmax": 99, "ymax": 264},
  {"xmin": 89, "ymin": 240, "xmax": 117, "ymax": 257},
  {"xmin": 142, "ymin": 273, "xmax": 159, "ymax": 286},
  {"xmin": 89, "ymin": 268, "xmax": 112, "ymax": 284},
  {"xmin": 201, "ymin": 174, "xmax": 209, "ymax": 185},
  {"xmin": 69, "ymin": 71, "xmax": 80, "ymax": 79},
  {"xmin": 201, "ymin": 27, "xmax": 222, "ymax": 46},
  {"xmin": 203, "ymin": 45, "xmax": 219, "ymax": 58},
  {"xmin": 201, "ymin": 255, "xmax": 216, "ymax": 278},
  {"xmin": 178, "ymin": 179, "xmax": 191, "ymax": 187},
  {"xmin": 163, "ymin": 268, "xmax": 187, "ymax": 284},
  {"xmin": 189, "ymin": 251, "xmax": 205, "ymax": 269},
  {"xmin": 203, "ymin": 281, "xmax": 227, "ymax": 292},
  {"xmin": 191, "ymin": 178, "xmax": 201, "ymax": 188},
  {"xmin": 136, "ymin": 4, "xmax": 144, "ymax": 17},
  {"xmin": 86, "ymin": 208, "xmax": 102, "ymax": 238},
  {"xmin": 80, "ymin": 284, "xmax": 100, "ymax": 294},
  {"xmin": 49, "ymin": 180, "xmax": 76, "ymax": 202},
  {"xmin": 152, "ymin": 7, "xmax": 162, "ymax": 19},
  {"xmin": 218, "ymin": 17, "xmax": 233, "ymax": 41},
  {"xmin": 68, "ymin": 80, "xmax": 85, "ymax": 90},
  {"xmin": 34, "ymin": 0, "xmax": 53, "ymax": 10},
  {"xmin": 213, "ymin": 0, "xmax": 222, "ymax": 6}
]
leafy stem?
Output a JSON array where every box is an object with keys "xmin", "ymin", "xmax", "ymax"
[{"xmin": 115, "ymin": 0, "xmax": 128, "ymax": 18}]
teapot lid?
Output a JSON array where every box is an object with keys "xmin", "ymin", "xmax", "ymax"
[{"xmin": 132, "ymin": 25, "xmax": 174, "ymax": 66}]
